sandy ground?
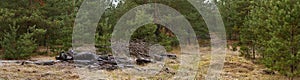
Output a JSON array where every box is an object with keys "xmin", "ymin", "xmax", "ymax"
[{"xmin": 0, "ymin": 47, "xmax": 287, "ymax": 80}]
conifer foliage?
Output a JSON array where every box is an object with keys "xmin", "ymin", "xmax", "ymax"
[
  {"xmin": 2, "ymin": 0, "xmax": 300, "ymax": 79},
  {"xmin": 220, "ymin": 0, "xmax": 300, "ymax": 79}
]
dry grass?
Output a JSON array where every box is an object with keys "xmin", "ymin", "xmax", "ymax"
[
  {"xmin": 220, "ymin": 49, "xmax": 286, "ymax": 80},
  {"xmin": 195, "ymin": 47, "xmax": 288, "ymax": 80},
  {"xmin": 0, "ymin": 47, "xmax": 289, "ymax": 80},
  {"xmin": 0, "ymin": 63, "xmax": 79, "ymax": 80}
]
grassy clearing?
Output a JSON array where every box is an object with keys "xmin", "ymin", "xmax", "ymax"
[{"xmin": 0, "ymin": 47, "xmax": 289, "ymax": 80}]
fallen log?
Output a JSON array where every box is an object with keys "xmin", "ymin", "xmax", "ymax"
[
  {"xmin": 136, "ymin": 58, "xmax": 152, "ymax": 65},
  {"xmin": 0, "ymin": 60, "xmax": 28, "ymax": 63},
  {"xmin": 0, "ymin": 60, "xmax": 61, "ymax": 65},
  {"xmin": 33, "ymin": 61, "xmax": 58, "ymax": 65}
]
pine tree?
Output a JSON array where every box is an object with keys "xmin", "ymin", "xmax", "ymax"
[
  {"xmin": 0, "ymin": 24, "xmax": 38, "ymax": 59},
  {"xmin": 244, "ymin": 0, "xmax": 300, "ymax": 79},
  {"xmin": 218, "ymin": 0, "xmax": 252, "ymax": 40}
]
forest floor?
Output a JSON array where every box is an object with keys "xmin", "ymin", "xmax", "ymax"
[{"xmin": 0, "ymin": 47, "xmax": 288, "ymax": 80}]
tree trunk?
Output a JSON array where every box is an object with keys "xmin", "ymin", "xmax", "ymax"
[
  {"xmin": 155, "ymin": 24, "xmax": 161, "ymax": 42},
  {"xmin": 252, "ymin": 46, "xmax": 255, "ymax": 59},
  {"xmin": 290, "ymin": 25, "xmax": 296, "ymax": 79}
]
